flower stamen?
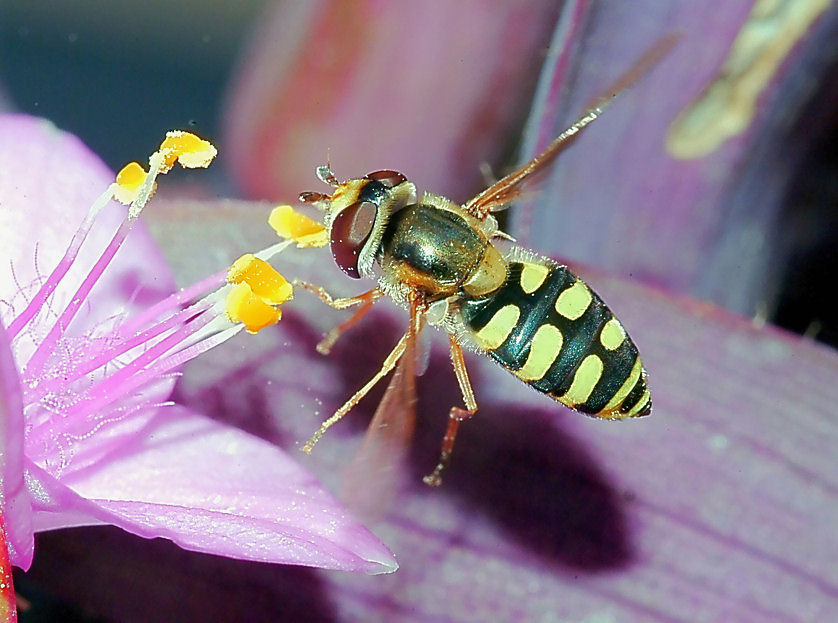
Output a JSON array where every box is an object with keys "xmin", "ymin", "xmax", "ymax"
[
  {"xmin": 4, "ymin": 186, "xmax": 117, "ymax": 341},
  {"xmin": 7, "ymin": 130, "xmax": 296, "ymax": 477},
  {"xmin": 20, "ymin": 132, "xmax": 218, "ymax": 380},
  {"xmin": 225, "ymin": 251, "xmax": 294, "ymax": 334}
]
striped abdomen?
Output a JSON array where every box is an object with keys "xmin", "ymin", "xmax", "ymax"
[{"xmin": 459, "ymin": 257, "xmax": 651, "ymax": 418}]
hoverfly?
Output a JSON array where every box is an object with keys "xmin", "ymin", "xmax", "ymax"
[{"xmin": 296, "ymin": 37, "xmax": 674, "ymax": 488}]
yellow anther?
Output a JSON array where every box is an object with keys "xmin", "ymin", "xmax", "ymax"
[
  {"xmin": 227, "ymin": 254, "xmax": 293, "ymax": 305},
  {"xmin": 113, "ymin": 162, "xmax": 148, "ymax": 205},
  {"xmin": 158, "ymin": 130, "xmax": 217, "ymax": 171},
  {"xmin": 268, "ymin": 204, "xmax": 328, "ymax": 247},
  {"xmin": 225, "ymin": 282, "xmax": 282, "ymax": 334},
  {"xmin": 225, "ymin": 254, "xmax": 292, "ymax": 333}
]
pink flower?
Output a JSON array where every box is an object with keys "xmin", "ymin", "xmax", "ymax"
[{"xmin": 0, "ymin": 114, "xmax": 396, "ymax": 576}]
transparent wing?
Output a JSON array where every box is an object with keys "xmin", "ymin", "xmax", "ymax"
[
  {"xmin": 463, "ymin": 34, "xmax": 679, "ymax": 219},
  {"xmin": 414, "ymin": 318, "xmax": 431, "ymax": 377},
  {"xmin": 340, "ymin": 316, "xmax": 419, "ymax": 523}
]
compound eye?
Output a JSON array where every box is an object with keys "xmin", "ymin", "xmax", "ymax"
[
  {"xmin": 366, "ymin": 169, "xmax": 407, "ymax": 188},
  {"xmin": 330, "ymin": 200, "xmax": 378, "ymax": 278}
]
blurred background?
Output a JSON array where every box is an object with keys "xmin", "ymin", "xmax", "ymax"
[
  {"xmin": 1, "ymin": 0, "xmax": 834, "ymax": 346},
  {"xmin": 0, "ymin": 1, "xmax": 262, "ymax": 173},
  {"xmin": 2, "ymin": 1, "xmax": 837, "ymax": 621}
]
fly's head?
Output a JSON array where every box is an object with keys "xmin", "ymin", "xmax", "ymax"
[{"xmin": 301, "ymin": 167, "xmax": 417, "ymax": 279}]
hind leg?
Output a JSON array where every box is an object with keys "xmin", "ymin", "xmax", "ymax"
[{"xmin": 423, "ymin": 336, "xmax": 478, "ymax": 487}]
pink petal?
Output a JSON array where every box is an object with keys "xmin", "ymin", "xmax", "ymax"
[
  {"xmin": 223, "ymin": 0, "xmax": 560, "ymax": 202},
  {"xmin": 23, "ymin": 460, "xmax": 113, "ymax": 534},
  {"xmin": 58, "ymin": 405, "xmax": 397, "ymax": 574},
  {"xmin": 0, "ymin": 114, "xmax": 174, "ymax": 340},
  {"xmin": 0, "ymin": 319, "xmax": 32, "ymax": 567}
]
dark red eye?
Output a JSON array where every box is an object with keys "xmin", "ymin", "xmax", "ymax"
[
  {"xmin": 330, "ymin": 201, "xmax": 377, "ymax": 278},
  {"xmin": 366, "ymin": 169, "xmax": 407, "ymax": 188}
]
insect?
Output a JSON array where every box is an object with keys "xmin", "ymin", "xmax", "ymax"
[{"xmin": 295, "ymin": 38, "xmax": 673, "ymax": 487}]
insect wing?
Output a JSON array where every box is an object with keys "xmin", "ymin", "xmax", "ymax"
[
  {"xmin": 413, "ymin": 318, "xmax": 432, "ymax": 377},
  {"xmin": 340, "ymin": 326, "xmax": 417, "ymax": 522},
  {"xmin": 463, "ymin": 34, "xmax": 679, "ymax": 218}
]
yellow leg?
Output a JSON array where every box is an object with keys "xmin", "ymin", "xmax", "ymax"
[
  {"xmin": 315, "ymin": 290, "xmax": 382, "ymax": 354},
  {"xmin": 293, "ymin": 280, "xmax": 382, "ymax": 310}
]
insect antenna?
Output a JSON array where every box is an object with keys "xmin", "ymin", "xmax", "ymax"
[
  {"xmin": 316, "ymin": 164, "xmax": 339, "ymax": 187},
  {"xmin": 299, "ymin": 191, "xmax": 330, "ymax": 204}
]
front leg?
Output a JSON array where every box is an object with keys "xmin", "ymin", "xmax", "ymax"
[
  {"xmin": 294, "ymin": 280, "xmax": 383, "ymax": 353},
  {"xmin": 293, "ymin": 280, "xmax": 381, "ymax": 310}
]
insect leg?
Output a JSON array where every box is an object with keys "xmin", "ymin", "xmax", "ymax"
[
  {"xmin": 423, "ymin": 335, "xmax": 478, "ymax": 487},
  {"xmin": 294, "ymin": 280, "xmax": 382, "ymax": 310},
  {"xmin": 301, "ymin": 328, "xmax": 409, "ymax": 454},
  {"xmin": 315, "ymin": 290, "xmax": 383, "ymax": 355},
  {"xmin": 294, "ymin": 281, "xmax": 384, "ymax": 353}
]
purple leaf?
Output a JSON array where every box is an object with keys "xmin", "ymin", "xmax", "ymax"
[{"xmin": 518, "ymin": 1, "xmax": 837, "ymax": 315}]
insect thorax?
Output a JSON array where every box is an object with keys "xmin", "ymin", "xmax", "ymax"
[{"xmin": 377, "ymin": 199, "xmax": 488, "ymax": 301}]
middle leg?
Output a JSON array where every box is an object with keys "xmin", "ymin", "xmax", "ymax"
[
  {"xmin": 301, "ymin": 328, "xmax": 409, "ymax": 454},
  {"xmin": 316, "ymin": 291, "xmax": 382, "ymax": 355}
]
